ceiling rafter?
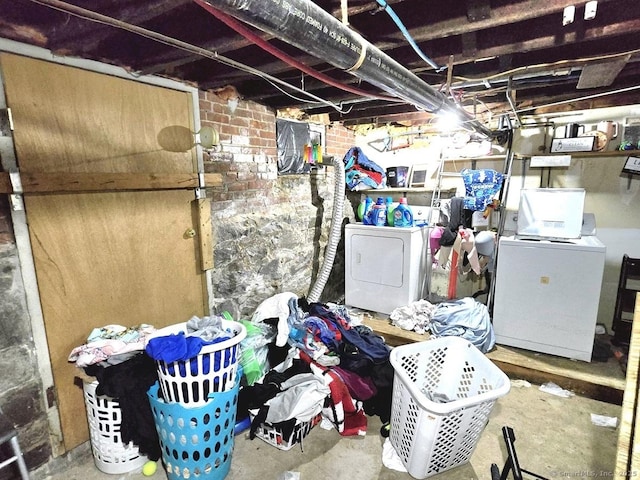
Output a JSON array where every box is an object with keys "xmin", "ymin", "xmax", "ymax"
[{"xmin": 1, "ymin": 0, "xmax": 639, "ymax": 124}]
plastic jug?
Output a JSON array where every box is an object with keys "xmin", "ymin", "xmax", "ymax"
[
  {"xmin": 385, "ymin": 197, "xmax": 394, "ymax": 226},
  {"xmin": 393, "ymin": 198, "xmax": 414, "ymax": 227},
  {"xmin": 360, "ymin": 196, "xmax": 374, "ymax": 224},
  {"xmin": 370, "ymin": 197, "xmax": 387, "ymax": 226}
]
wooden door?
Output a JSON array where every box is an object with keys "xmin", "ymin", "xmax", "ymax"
[{"xmin": 1, "ymin": 54, "xmax": 209, "ymax": 450}]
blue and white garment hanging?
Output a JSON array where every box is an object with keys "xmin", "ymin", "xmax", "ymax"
[{"xmin": 461, "ymin": 168, "xmax": 504, "ymax": 211}]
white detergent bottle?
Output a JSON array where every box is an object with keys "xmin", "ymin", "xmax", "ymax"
[{"xmin": 393, "ymin": 197, "xmax": 414, "ymax": 227}]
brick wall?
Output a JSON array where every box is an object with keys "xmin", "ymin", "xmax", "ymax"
[
  {"xmin": 325, "ymin": 121, "xmax": 356, "ymax": 160},
  {"xmin": 199, "ymin": 90, "xmax": 278, "ymax": 215},
  {"xmin": 199, "ymin": 89, "xmax": 355, "ymax": 216}
]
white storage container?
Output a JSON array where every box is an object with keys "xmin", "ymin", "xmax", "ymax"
[
  {"xmin": 82, "ymin": 381, "xmax": 148, "ymax": 474},
  {"xmin": 388, "ymin": 337, "xmax": 510, "ymax": 479}
]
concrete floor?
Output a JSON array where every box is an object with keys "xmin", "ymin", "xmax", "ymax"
[{"xmin": 31, "ymin": 379, "xmax": 621, "ymax": 480}]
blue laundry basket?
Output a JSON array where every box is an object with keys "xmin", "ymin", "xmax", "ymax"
[{"xmin": 147, "ymin": 377, "xmax": 240, "ymax": 480}]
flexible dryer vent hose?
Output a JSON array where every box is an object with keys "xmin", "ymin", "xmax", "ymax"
[{"xmin": 307, "ymin": 156, "xmax": 345, "ymax": 303}]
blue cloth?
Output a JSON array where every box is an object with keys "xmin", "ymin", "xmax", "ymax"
[
  {"xmin": 145, "ymin": 331, "xmax": 232, "ymax": 376},
  {"xmin": 461, "ymin": 168, "xmax": 504, "ymax": 211},
  {"xmin": 145, "ymin": 332, "xmax": 206, "ymax": 363},
  {"xmin": 430, "ymin": 297, "xmax": 495, "ymax": 353},
  {"xmin": 307, "ymin": 303, "xmax": 390, "ymax": 362},
  {"xmin": 304, "ymin": 316, "xmax": 339, "ymax": 350}
]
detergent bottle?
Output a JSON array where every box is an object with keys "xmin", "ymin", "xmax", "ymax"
[
  {"xmin": 360, "ymin": 196, "xmax": 373, "ymax": 224},
  {"xmin": 393, "ymin": 197, "xmax": 414, "ymax": 227},
  {"xmin": 371, "ymin": 197, "xmax": 387, "ymax": 226},
  {"xmin": 385, "ymin": 197, "xmax": 394, "ymax": 226}
]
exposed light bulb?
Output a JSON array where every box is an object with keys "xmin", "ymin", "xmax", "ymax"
[
  {"xmin": 437, "ymin": 112, "xmax": 461, "ymax": 132},
  {"xmin": 563, "ymin": 5, "xmax": 575, "ymax": 26},
  {"xmin": 584, "ymin": 1, "xmax": 598, "ymax": 20}
]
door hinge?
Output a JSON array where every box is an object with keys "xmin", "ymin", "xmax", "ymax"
[{"xmin": 46, "ymin": 385, "xmax": 57, "ymax": 409}]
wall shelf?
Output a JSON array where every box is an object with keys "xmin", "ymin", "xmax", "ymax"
[
  {"xmin": 521, "ymin": 150, "xmax": 640, "ymax": 159},
  {"xmin": 441, "ymin": 155, "xmax": 507, "ymax": 162}
]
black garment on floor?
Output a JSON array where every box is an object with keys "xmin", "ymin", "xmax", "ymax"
[
  {"xmin": 239, "ymin": 359, "xmax": 312, "ymax": 409},
  {"xmin": 592, "ymin": 337, "xmax": 613, "ymax": 362},
  {"xmin": 361, "ymin": 360, "xmax": 395, "ymax": 424},
  {"xmin": 238, "ymin": 359, "xmax": 312, "ymax": 440},
  {"xmin": 84, "ymin": 353, "xmax": 161, "ymax": 461}
]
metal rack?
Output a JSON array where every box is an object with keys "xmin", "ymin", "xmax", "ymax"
[{"xmin": 427, "ymin": 118, "xmax": 516, "ymax": 309}]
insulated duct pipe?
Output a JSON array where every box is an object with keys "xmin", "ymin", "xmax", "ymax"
[
  {"xmin": 307, "ymin": 156, "xmax": 346, "ymax": 303},
  {"xmin": 196, "ymin": 0, "xmax": 494, "ymax": 138}
]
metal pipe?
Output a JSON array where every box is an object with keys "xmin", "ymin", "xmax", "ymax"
[{"xmin": 196, "ymin": 0, "xmax": 494, "ymax": 138}]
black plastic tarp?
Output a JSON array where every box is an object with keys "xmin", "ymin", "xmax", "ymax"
[{"xmin": 277, "ymin": 119, "xmax": 311, "ymax": 174}]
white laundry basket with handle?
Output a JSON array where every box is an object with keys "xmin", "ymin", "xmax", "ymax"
[{"xmin": 388, "ymin": 336, "xmax": 510, "ymax": 479}]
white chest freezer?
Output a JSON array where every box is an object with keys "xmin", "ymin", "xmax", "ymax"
[
  {"xmin": 345, "ymin": 223, "xmax": 429, "ymax": 315},
  {"xmin": 492, "ymin": 235, "xmax": 606, "ymax": 362}
]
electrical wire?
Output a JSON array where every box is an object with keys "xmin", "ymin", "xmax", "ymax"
[
  {"xmin": 26, "ymin": 0, "xmax": 354, "ymax": 113},
  {"xmin": 452, "ymin": 48, "xmax": 640, "ymax": 83},
  {"xmin": 195, "ymin": 0, "xmax": 399, "ymax": 103},
  {"xmin": 516, "ymin": 83, "xmax": 640, "ymax": 113},
  {"xmin": 375, "ymin": 0, "xmax": 443, "ymax": 72}
]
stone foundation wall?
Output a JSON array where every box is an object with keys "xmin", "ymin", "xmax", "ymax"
[
  {"xmin": 199, "ymin": 90, "xmax": 356, "ymax": 319},
  {"xmin": 0, "ymin": 196, "xmax": 52, "ymax": 474}
]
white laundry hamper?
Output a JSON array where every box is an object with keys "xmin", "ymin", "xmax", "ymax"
[
  {"xmin": 82, "ymin": 380, "xmax": 148, "ymax": 474},
  {"xmin": 148, "ymin": 319, "xmax": 246, "ymax": 406},
  {"xmin": 388, "ymin": 336, "xmax": 510, "ymax": 479}
]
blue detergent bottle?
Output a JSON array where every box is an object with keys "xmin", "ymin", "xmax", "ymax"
[
  {"xmin": 361, "ymin": 196, "xmax": 374, "ymax": 224},
  {"xmin": 393, "ymin": 197, "xmax": 414, "ymax": 227},
  {"xmin": 371, "ymin": 197, "xmax": 387, "ymax": 226}
]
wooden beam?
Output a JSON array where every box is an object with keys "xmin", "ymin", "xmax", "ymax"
[
  {"xmin": 362, "ymin": 317, "xmax": 426, "ymax": 347},
  {"xmin": 49, "ymin": 0, "xmax": 193, "ymax": 52},
  {"xmin": 0, "ymin": 172, "xmax": 222, "ymax": 194},
  {"xmin": 415, "ymin": 18, "xmax": 640, "ymax": 70},
  {"xmin": 0, "ymin": 172, "xmax": 9, "ymax": 194},
  {"xmin": 363, "ymin": 314, "xmax": 626, "ymax": 405},
  {"xmin": 196, "ymin": 198, "xmax": 214, "ymax": 271},
  {"xmin": 373, "ymin": 0, "xmax": 618, "ymax": 50},
  {"xmin": 615, "ymin": 295, "xmax": 640, "ymax": 478}
]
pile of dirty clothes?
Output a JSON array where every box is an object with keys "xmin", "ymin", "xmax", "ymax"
[
  {"xmin": 389, "ymin": 297, "xmax": 495, "ymax": 354},
  {"xmin": 69, "ymin": 315, "xmax": 238, "ymax": 461},
  {"xmin": 238, "ymin": 293, "xmax": 394, "ymax": 439},
  {"xmin": 342, "ymin": 146, "xmax": 387, "ymax": 191}
]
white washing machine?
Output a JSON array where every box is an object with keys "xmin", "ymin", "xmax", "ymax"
[
  {"xmin": 492, "ymin": 235, "xmax": 606, "ymax": 361},
  {"xmin": 345, "ymin": 222, "xmax": 429, "ymax": 315}
]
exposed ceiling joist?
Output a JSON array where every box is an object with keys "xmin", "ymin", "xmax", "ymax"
[{"xmin": 0, "ymin": 0, "xmax": 639, "ymax": 125}]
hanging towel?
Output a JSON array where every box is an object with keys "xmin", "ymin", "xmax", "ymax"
[{"xmin": 461, "ymin": 168, "xmax": 504, "ymax": 211}]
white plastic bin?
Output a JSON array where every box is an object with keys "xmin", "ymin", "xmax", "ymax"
[
  {"xmin": 82, "ymin": 381, "xmax": 148, "ymax": 474},
  {"xmin": 388, "ymin": 337, "xmax": 510, "ymax": 479},
  {"xmin": 248, "ymin": 410, "xmax": 321, "ymax": 451},
  {"xmin": 149, "ymin": 320, "xmax": 246, "ymax": 406}
]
